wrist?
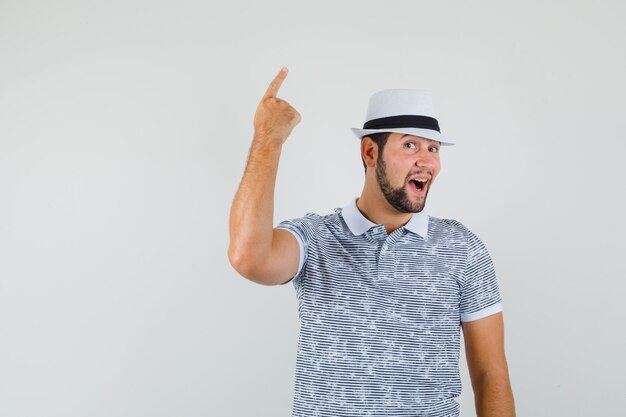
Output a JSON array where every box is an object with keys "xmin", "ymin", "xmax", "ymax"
[{"xmin": 252, "ymin": 132, "xmax": 284, "ymax": 151}]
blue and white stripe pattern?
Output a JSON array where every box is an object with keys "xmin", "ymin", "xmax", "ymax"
[{"xmin": 276, "ymin": 197, "xmax": 503, "ymax": 417}]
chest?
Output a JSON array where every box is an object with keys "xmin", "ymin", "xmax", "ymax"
[{"xmin": 305, "ymin": 237, "xmax": 466, "ymax": 329}]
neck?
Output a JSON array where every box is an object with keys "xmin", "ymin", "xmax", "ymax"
[{"xmin": 357, "ymin": 179, "xmax": 413, "ymax": 235}]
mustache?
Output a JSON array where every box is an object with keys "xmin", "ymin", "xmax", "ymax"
[{"xmin": 407, "ymin": 171, "xmax": 432, "ymax": 179}]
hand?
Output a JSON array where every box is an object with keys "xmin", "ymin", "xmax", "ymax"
[{"xmin": 253, "ymin": 67, "xmax": 301, "ymax": 146}]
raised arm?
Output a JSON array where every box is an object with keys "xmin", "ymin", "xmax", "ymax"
[{"xmin": 228, "ymin": 67, "xmax": 302, "ymax": 286}]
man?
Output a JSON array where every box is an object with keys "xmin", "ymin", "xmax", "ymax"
[{"xmin": 228, "ymin": 67, "xmax": 516, "ymax": 417}]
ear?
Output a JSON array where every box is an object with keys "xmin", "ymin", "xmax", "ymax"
[{"xmin": 361, "ymin": 136, "xmax": 377, "ymax": 169}]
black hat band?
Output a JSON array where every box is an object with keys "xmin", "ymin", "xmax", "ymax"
[{"xmin": 363, "ymin": 115, "xmax": 440, "ymax": 132}]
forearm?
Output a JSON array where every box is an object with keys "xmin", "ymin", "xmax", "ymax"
[
  {"xmin": 473, "ymin": 372, "xmax": 516, "ymax": 417},
  {"xmin": 228, "ymin": 135, "xmax": 282, "ymax": 268}
]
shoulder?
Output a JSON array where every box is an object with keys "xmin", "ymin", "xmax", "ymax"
[
  {"xmin": 427, "ymin": 216, "xmax": 491, "ymax": 256},
  {"xmin": 278, "ymin": 208, "xmax": 342, "ymax": 231},
  {"xmin": 287, "ymin": 208, "xmax": 338, "ymax": 223},
  {"xmin": 427, "ymin": 215, "xmax": 474, "ymax": 241}
]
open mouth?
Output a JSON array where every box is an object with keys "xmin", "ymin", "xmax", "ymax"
[{"xmin": 409, "ymin": 179, "xmax": 428, "ymax": 194}]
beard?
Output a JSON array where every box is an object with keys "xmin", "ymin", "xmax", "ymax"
[{"xmin": 375, "ymin": 153, "xmax": 429, "ymax": 214}]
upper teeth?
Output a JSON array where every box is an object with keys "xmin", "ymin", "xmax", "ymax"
[{"xmin": 414, "ymin": 179, "xmax": 427, "ymax": 182}]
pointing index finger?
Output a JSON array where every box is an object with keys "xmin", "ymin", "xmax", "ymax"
[{"xmin": 263, "ymin": 67, "xmax": 288, "ymax": 99}]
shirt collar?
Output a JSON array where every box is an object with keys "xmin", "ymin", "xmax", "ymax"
[{"xmin": 340, "ymin": 197, "xmax": 429, "ymax": 239}]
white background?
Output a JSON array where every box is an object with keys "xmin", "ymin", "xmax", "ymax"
[{"xmin": 1, "ymin": 1, "xmax": 625, "ymax": 416}]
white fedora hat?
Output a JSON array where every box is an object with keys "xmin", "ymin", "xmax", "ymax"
[{"xmin": 351, "ymin": 89, "xmax": 455, "ymax": 146}]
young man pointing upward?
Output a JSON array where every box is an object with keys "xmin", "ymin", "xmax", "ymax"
[{"xmin": 228, "ymin": 67, "xmax": 516, "ymax": 417}]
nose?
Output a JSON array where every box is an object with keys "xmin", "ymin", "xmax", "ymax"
[{"xmin": 414, "ymin": 147, "xmax": 435, "ymax": 169}]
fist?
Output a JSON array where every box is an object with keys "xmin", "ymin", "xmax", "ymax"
[{"xmin": 253, "ymin": 67, "xmax": 301, "ymax": 146}]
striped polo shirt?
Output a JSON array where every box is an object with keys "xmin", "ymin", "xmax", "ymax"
[{"xmin": 276, "ymin": 197, "xmax": 503, "ymax": 417}]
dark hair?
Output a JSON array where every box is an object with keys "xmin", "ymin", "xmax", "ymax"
[{"xmin": 360, "ymin": 132, "xmax": 392, "ymax": 174}]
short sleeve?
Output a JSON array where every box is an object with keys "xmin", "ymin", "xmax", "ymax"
[
  {"xmin": 459, "ymin": 229, "xmax": 503, "ymax": 322},
  {"xmin": 275, "ymin": 215, "xmax": 315, "ymax": 286}
]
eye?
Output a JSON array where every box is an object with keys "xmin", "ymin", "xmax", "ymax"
[{"xmin": 404, "ymin": 142, "xmax": 440, "ymax": 153}]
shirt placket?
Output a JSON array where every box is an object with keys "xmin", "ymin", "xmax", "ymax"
[{"xmin": 376, "ymin": 227, "xmax": 405, "ymax": 280}]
